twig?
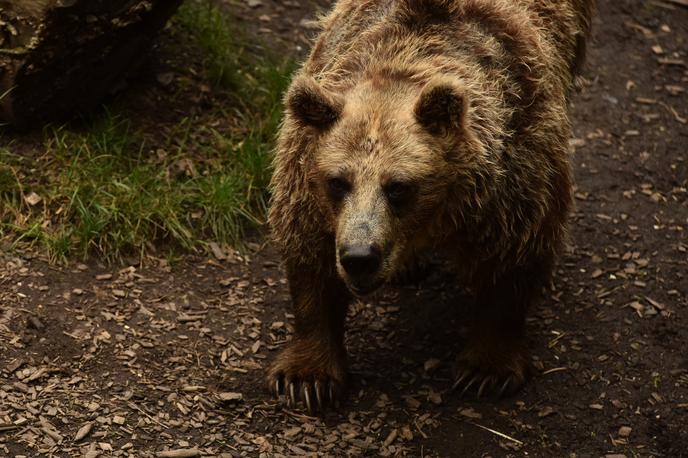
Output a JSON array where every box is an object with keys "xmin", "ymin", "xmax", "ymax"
[
  {"xmin": 414, "ymin": 420, "xmax": 429, "ymax": 439},
  {"xmin": 547, "ymin": 332, "xmax": 567, "ymax": 348},
  {"xmin": 542, "ymin": 367, "xmax": 568, "ymax": 375},
  {"xmin": 659, "ymin": 102, "xmax": 687, "ymax": 124},
  {"xmin": 281, "ymin": 407, "xmax": 319, "ymax": 421},
  {"xmin": 0, "ymin": 424, "xmax": 20, "ymax": 432},
  {"xmin": 467, "ymin": 422, "xmax": 524, "ymax": 446},
  {"xmin": 127, "ymin": 401, "xmax": 169, "ymax": 429}
]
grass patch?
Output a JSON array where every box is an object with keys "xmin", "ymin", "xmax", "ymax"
[{"xmin": 0, "ymin": 0, "xmax": 294, "ymax": 262}]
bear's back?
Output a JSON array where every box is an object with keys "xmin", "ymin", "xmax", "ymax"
[{"xmin": 305, "ymin": 0, "xmax": 592, "ymax": 96}]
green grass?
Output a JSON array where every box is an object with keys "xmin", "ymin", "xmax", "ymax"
[{"xmin": 0, "ymin": 0, "xmax": 294, "ymax": 262}]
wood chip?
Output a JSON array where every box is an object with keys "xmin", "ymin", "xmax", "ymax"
[
  {"xmin": 428, "ymin": 390, "xmax": 442, "ymax": 405},
  {"xmin": 538, "ymin": 406, "xmax": 556, "ymax": 417},
  {"xmin": 25, "ymin": 191, "xmax": 42, "ymax": 206},
  {"xmin": 383, "ymin": 428, "xmax": 398, "ymax": 447},
  {"xmin": 644, "ymin": 296, "xmax": 666, "ymax": 310},
  {"xmin": 209, "ymin": 242, "xmax": 227, "ymax": 260},
  {"xmin": 155, "ymin": 449, "xmax": 200, "ymax": 458},
  {"xmin": 458, "ymin": 408, "xmax": 482, "ymax": 419},
  {"xmin": 282, "ymin": 426, "xmax": 301, "ymax": 440},
  {"xmin": 423, "ymin": 358, "xmax": 441, "ymax": 373},
  {"xmin": 74, "ymin": 422, "xmax": 93, "ymax": 441},
  {"xmin": 218, "ymin": 392, "xmax": 243, "ymax": 402},
  {"xmin": 40, "ymin": 425, "xmax": 63, "ymax": 442}
]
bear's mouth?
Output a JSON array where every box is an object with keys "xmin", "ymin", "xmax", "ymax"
[{"xmin": 347, "ymin": 277, "xmax": 385, "ymax": 296}]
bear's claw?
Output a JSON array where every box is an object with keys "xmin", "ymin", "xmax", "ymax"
[
  {"xmin": 270, "ymin": 373, "xmax": 342, "ymax": 414},
  {"xmin": 451, "ymin": 367, "xmax": 524, "ymax": 399},
  {"xmin": 452, "ymin": 342, "xmax": 530, "ymax": 399},
  {"xmin": 267, "ymin": 337, "xmax": 347, "ymax": 414}
]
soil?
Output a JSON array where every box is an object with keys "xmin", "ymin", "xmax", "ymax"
[{"xmin": 1, "ymin": 0, "xmax": 687, "ymax": 457}]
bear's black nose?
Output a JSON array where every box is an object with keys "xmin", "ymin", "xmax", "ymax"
[{"xmin": 340, "ymin": 244, "xmax": 382, "ymax": 277}]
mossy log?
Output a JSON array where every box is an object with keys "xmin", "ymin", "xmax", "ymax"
[{"xmin": 0, "ymin": 0, "xmax": 182, "ymax": 127}]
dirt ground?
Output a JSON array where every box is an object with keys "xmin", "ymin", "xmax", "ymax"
[{"xmin": 1, "ymin": 0, "xmax": 687, "ymax": 457}]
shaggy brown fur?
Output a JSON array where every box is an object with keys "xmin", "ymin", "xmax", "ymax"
[{"xmin": 268, "ymin": 0, "xmax": 593, "ymax": 411}]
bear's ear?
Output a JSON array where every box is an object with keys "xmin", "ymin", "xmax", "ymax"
[
  {"xmin": 414, "ymin": 78, "xmax": 468, "ymax": 136},
  {"xmin": 287, "ymin": 76, "xmax": 343, "ymax": 129}
]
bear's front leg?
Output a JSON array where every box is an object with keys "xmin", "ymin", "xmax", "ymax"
[
  {"xmin": 267, "ymin": 258, "xmax": 351, "ymax": 413},
  {"xmin": 453, "ymin": 258, "xmax": 552, "ymax": 398}
]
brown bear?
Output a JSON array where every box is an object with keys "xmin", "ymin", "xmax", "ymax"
[{"xmin": 268, "ymin": 0, "xmax": 593, "ymax": 412}]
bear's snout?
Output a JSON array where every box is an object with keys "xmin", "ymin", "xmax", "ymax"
[
  {"xmin": 338, "ymin": 243, "xmax": 383, "ymax": 294},
  {"xmin": 340, "ymin": 243, "xmax": 381, "ymax": 276}
]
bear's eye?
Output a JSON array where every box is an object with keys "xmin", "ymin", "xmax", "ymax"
[
  {"xmin": 327, "ymin": 177, "xmax": 351, "ymax": 200},
  {"xmin": 384, "ymin": 181, "xmax": 416, "ymax": 208}
]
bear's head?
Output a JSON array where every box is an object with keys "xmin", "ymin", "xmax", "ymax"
[{"xmin": 287, "ymin": 74, "xmax": 484, "ymax": 295}]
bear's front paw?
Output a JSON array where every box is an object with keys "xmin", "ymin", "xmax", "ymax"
[
  {"xmin": 452, "ymin": 340, "xmax": 531, "ymax": 399},
  {"xmin": 267, "ymin": 337, "xmax": 347, "ymax": 414}
]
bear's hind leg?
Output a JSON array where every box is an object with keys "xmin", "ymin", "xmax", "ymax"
[
  {"xmin": 267, "ymin": 258, "xmax": 351, "ymax": 413},
  {"xmin": 452, "ymin": 257, "xmax": 552, "ymax": 398}
]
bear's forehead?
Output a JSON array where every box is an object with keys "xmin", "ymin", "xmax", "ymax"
[
  {"xmin": 327, "ymin": 115, "xmax": 416, "ymax": 154},
  {"xmin": 317, "ymin": 124, "xmax": 436, "ymax": 181},
  {"xmin": 323, "ymin": 131, "xmax": 407, "ymax": 162}
]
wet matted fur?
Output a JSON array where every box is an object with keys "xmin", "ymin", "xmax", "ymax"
[{"xmin": 267, "ymin": 0, "xmax": 593, "ymax": 411}]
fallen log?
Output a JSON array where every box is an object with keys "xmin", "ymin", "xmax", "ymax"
[{"xmin": 0, "ymin": 0, "xmax": 182, "ymax": 127}]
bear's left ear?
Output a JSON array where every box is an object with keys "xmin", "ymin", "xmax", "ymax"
[
  {"xmin": 287, "ymin": 75, "xmax": 344, "ymax": 130},
  {"xmin": 414, "ymin": 78, "xmax": 468, "ymax": 136}
]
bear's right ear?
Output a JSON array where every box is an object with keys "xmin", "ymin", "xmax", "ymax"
[
  {"xmin": 287, "ymin": 76, "xmax": 343, "ymax": 129},
  {"xmin": 414, "ymin": 78, "xmax": 468, "ymax": 137}
]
